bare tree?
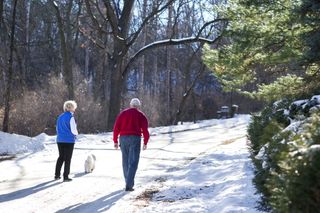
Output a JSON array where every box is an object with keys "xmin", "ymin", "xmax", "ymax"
[
  {"xmin": 82, "ymin": 0, "xmax": 225, "ymax": 129},
  {"xmin": 2, "ymin": 0, "xmax": 18, "ymax": 132},
  {"xmin": 174, "ymin": 62, "xmax": 206, "ymax": 125}
]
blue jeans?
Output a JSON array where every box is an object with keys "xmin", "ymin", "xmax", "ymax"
[{"xmin": 120, "ymin": 135, "xmax": 141, "ymax": 189}]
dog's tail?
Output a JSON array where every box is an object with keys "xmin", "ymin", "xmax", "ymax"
[{"xmin": 91, "ymin": 154, "xmax": 96, "ymax": 161}]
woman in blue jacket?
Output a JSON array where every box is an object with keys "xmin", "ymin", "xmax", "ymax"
[{"xmin": 55, "ymin": 100, "xmax": 78, "ymax": 182}]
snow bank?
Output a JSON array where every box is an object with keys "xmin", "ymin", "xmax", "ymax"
[{"xmin": 0, "ymin": 131, "xmax": 45, "ymax": 155}]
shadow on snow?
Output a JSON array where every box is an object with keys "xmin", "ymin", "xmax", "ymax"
[
  {"xmin": 0, "ymin": 180, "xmax": 61, "ymax": 203},
  {"xmin": 55, "ymin": 190, "xmax": 125, "ymax": 213}
]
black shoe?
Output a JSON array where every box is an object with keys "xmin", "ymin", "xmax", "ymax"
[
  {"xmin": 125, "ymin": 187, "xmax": 134, "ymax": 192},
  {"xmin": 63, "ymin": 178, "xmax": 72, "ymax": 182},
  {"xmin": 54, "ymin": 176, "xmax": 61, "ymax": 180}
]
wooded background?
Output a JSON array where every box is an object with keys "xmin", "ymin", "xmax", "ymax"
[{"xmin": 0, "ymin": 0, "xmax": 259, "ymax": 136}]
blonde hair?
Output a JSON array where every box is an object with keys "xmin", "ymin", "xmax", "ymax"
[{"xmin": 63, "ymin": 100, "xmax": 77, "ymax": 112}]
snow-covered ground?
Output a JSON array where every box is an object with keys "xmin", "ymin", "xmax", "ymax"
[
  {"xmin": 0, "ymin": 131, "xmax": 45, "ymax": 155},
  {"xmin": 0, "ymin": 115, "xmax": 265, "ymax": 213}
]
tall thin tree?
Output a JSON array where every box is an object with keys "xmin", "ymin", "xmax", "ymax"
[
  {"xmin": 166, "ymin": 3, "xmax": 173, "ymax": 124},
  {"xmin": 51, "ymin": 0, "xmax": 74, "ymax": 99},
  {"xmin": 2, "ymin": 0, "xmax": 18, "ymax": 132},
  {"xmin": 0, "ymin": 0, "xmax": 4, "ymax": 25}
]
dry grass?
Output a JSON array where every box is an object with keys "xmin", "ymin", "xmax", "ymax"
[
  {"xmin": 3, "ymin": 75, "xmax": 105, "ymax": 136},
  {"xmin": 136, "ymin": 188, "xmax": 160, "ymax": 201},
  {"xmin": 135, "ymin": 188, "xmax": 160, "ymax": 208},
  {"xmin": 220, "ymin": 136, "xmax": 246, "ymax": 145}
]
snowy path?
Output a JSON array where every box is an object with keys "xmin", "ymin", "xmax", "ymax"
[{"xmin": 0, "ymin": 115, "xmax": 263, "ymax": 213}]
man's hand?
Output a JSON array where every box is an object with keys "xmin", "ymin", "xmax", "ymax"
[
  {"xmin": 143, "ymin": 144, "xmax": 147, "ymax": 150},
  {"xmin": 114, "ymin": 143, "xmax": 119, "ymax": 150}
]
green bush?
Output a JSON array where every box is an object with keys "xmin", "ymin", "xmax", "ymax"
[
  {"xmin": 269, "ymin": 113, "xmax": 320, "ymax": 213},
  {"xmin": 248, "ymin": 106, "xmax": 320, "ymax": 213},
  {"xmin": 248, "ymin": 106, "xmax": 273, "ymax": 155},
  {"xmin": 248, "ymin": 114, "xmax": 286, "ymax": 209}
]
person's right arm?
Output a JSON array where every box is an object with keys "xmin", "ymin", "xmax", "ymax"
[{"xmin": 113, "ymin": 114, "xmax": 121, "ymax": 149}]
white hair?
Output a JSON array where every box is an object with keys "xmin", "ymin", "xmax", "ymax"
[
  {"xmin": 63, "ymin": 100, "xmax": 77, "ymax": 112},
  {"xmin": 130, "ymin": 98, "xmax": 141, "ymax": 108}
]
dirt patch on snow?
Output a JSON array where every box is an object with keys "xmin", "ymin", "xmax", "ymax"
[
  {"xmin": 220, "ymin": 136, "xmax": 246, "ymax": 145},
  {"xmin": 0, "ymin": 154, "xmax": 16, "ymax": 162}
]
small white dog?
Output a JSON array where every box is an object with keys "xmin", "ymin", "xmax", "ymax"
[{"xmin": 84, "ymin": 154, "xmax": 96, "ymax": 173}]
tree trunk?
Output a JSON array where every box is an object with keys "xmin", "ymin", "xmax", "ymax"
[
  {"xmin": 138, "ymin": 0, "xmax": 148, "ymax": 94},
  {"xmin": 2, "ymin": 0, "xmax": 18, "ymax": 132},
  {"xmin": 104, "ymin": 1, "xmax": 135, "ymax": 130},
  {"xmin": 84, "ymin": 44, "xmax": 90, "ymax": 78},
  {"xmin": 107, "ymin": 56, "xmax": 125, "ymax": 130},
  {"xmin": 51, "ymin": 0, "xmax": 74, "ymax": 99},
  {"xmin": 166, "ymin": 3, "xmax": 173, "ymax": 125},
  {"xmin": 0, "ymin": 0, "xmax": 3, "ymax": 25},
  {"xmin": 106, "ymin": 35, "xmax": 129, "ymax": 129},
  {"xmin": 23, "ymin": 0, "xmax": 31, "ymax": 89},
  {"xmin": 192, "ymin": 91, "xmax": 196, "ymax": 123},
  {"xmin": 151, "ymin": 1, "xmax": 159, "ymax": 94},
  {"xmin": 173, "ymin": 64, "xmax": 205, "ymax": 125}
]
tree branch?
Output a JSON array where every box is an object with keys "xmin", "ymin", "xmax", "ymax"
[
  {"xmin": 127, "ymin": 0, "xmax": 176, "ymax": 47},
  {"xmin": 118, "ymin": 0, "xmax": 135, "ymax": 37},
  {"xmin": 94, "ymin": 0, "xmax": 109, "ymax": 24},
  {"xmin": 196, "ymin": 18, "xmax": 227, "ymax": 37},
  {"xmin": 84, "ymin": 0, "xmax": 108, "ymax": 35},
  {"xmin": 122, "ymin": 34, "xmax": 223, "ymax": 77},
  {"xmin": 173, "ymin": 64, "xmax": 205, "ymax": 125},
  {"xmin": 102, "ymin": 0, "xmax": 119, "ymax": 36},
  {"xmin": 169, "ymin": 0, "xmax": 184, "ymax": 39},
  {"xmin": 78, "ymin": 27, "xmax": 106, "ymax": 49},
  {"xmin": 73, "ymin": 0, "xmax": 83, "ymax": 51}
]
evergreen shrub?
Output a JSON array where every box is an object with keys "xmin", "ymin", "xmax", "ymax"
[{"xmin": 248, "ymin": 97, "xmax": 320, "ymax": 212}]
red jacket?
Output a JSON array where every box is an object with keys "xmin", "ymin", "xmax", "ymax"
[{"xmin": 113, "ymin": 108, "xmax": 150, "ymax": 145}]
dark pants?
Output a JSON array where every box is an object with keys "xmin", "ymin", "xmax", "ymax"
[
  {"xmin": 120, "ymin": 136, "xmax": 141, "ymax": 189},
  {"xmin": 55, "ymin": 143, "xmax": 74, "ymax": 178}
]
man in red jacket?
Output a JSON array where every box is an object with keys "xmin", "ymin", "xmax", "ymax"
[{"xmin": 113, "ymin": 98, "xmax": 150, "ymax": 191}]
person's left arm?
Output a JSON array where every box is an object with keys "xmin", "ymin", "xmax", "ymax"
[
  {"xmin": 141, "ymin": 114, "xmax": 150, "ymax": 150},
  {"xmin": 113, "ymin": 114, "xmax": 122, "ymax": 149},
  {"xmin": 70, "ymin": 117, "xmax": 79, "ymax": 135}
]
